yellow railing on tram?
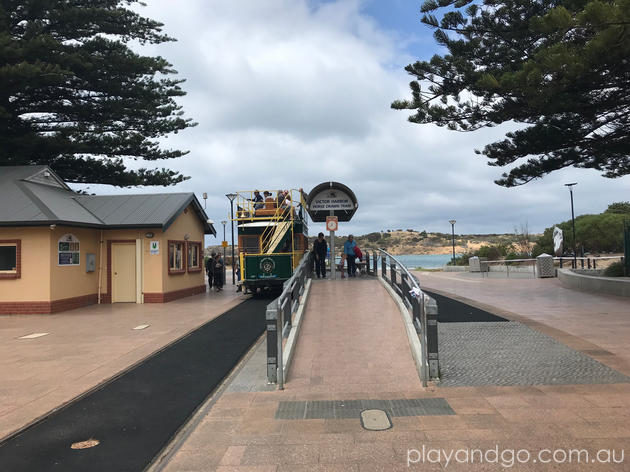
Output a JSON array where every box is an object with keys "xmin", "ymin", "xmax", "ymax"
[{"xmin": 232, "ymin": 189, "xmax": 307, "ymax": 221}]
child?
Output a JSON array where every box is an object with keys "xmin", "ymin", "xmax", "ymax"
[{"xmin": 338, "ymin": 253, "xmax": 347, "ymax": 278}]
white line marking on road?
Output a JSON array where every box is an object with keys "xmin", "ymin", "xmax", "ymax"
[{"xmin": 18, "ymin": 332, "xmax": 49, "ymax": 339}]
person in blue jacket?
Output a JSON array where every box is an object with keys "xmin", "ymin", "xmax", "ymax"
[{"xmin": 343, "ymin": 234, "xmax": 357, "ymax": 277}]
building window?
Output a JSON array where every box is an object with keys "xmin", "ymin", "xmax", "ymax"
[
  {"xmin": 187, "ymin": 242, "xmax": 202, "ymax": 272},
  {"xmin": 58, "ymin": 234, "xmax": 80, "ymax": 266},
  {"xmin": 0, "ymin": 240, "xmax": 20, "ymax": 279},
  {"xmin": 168, "ymin": 240, "xmax": 186, "ymax": 274}
]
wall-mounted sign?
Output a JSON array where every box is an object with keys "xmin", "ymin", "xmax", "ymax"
[
  {"xmin": 58, "ymin": 234, "xmax": 80, "ymax": 266},
  {"xmin": 306, "ymin": 182, "xmax": 358, "ymax": 222},
  {"xmin": 150, "ymin": 240, "xmax": 159, "ymax": 255}
]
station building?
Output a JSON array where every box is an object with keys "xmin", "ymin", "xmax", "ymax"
[{"xmin": 0, "ymin": 166, "xmax": 215, "ymax": 314}]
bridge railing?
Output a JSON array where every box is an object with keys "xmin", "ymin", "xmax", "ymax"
[
  {"xmin": 266, "ymin": 251, "xmax": 313, "ymax": 389},
  {"xmin": 378, "ymin": 249, "xmax": 439, "ymax": 385}
]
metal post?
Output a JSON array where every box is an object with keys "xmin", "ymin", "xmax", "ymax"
[
  {"xmin": 391, "ymin": 262, "xmax": 397, "ymax": 287},
  {"xmin": 381, "ymin": 253, "xmax": 387, "ymax": 280},
  {"xmin": 373, "ymin": 251, "xmax": 378, "ymax": 277},
  {"xmin": 221, "ymin": 220, "xmax": 227, "ymax": 285},
  {"xmin": 266, "ymin": 301, "xmax": 278, "ymax": 384},
  {"xmin": 449, "ymin": 220, "xmax": 456, "ymax": 264},
  {"xmin": 400, "ymin": 272, "xmax": 409, "ymax": 303},
  {"xmin": 329, "ymin": 210, "xmax": 336, "ymax": 280},
  {"xmin": 226, "ymin": 193, "xmax": 237, "ymax": 285},
  {"xmin": 230, "ymin": 200, "xmax": 236, "ymax": 284},
  {"xmin": 565, "ymin": 183, "xmax": 577, "ymax": 269},
  {"xmin": 420, "ymin": 294, "xmax": 429, "ymax": 387},
  {"xmin": 277, "ymin": 298, "xmax": 285, "ymax": 390},
  {"xmin": 424, "ymin": 296, "xmax": 440, "ymax": 379}
]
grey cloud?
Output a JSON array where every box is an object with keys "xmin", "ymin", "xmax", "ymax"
[{"xmin": 113, "ymin": 0, "xmax": 630, "ymax": 241}]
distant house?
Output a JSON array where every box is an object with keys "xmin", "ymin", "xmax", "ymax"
[{"xmin": 0, "ymin": 166, "xmax": 216, "ymax": 314}]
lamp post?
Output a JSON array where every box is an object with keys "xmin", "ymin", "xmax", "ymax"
[
  {"xmin": 221, "ymin": 220, "xmax": 227, "ymax": 284},
  {"xmin": 564, "ymin": 183, "xmax": 578, "ymax": 268},
  {"xmin": 226, "ymin": 193, "xmax": 237, "ymax": 284},
  {"xmin": 449, "ymin": 220, "xmax": 456, "ymax": 265}
]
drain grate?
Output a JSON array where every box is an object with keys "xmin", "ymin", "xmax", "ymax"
[{"xmin": 275, "ymin": 397, "xmax": 454, "ymax": 420}]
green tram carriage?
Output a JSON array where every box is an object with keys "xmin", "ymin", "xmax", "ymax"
[{"xmin": 232, "ymin": 189, "xmax": 309, "ymax": 293}]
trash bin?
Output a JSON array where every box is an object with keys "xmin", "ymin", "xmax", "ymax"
[{"xmin": 536, "ymin": 253, "xmax": 555, "ymax": 278}]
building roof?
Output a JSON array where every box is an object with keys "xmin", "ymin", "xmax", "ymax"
[{"xmin": 0, "ymin": 166, "xmax": 216, "ymax": 235}]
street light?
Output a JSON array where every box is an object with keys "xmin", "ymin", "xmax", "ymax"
[
  {"xmin": 226, "ymin": 193, "xmax": 237, "ymax": 284},
  {"xmin": 564, "ymin": 182, "xmax": 578, "ymax": 268},
  {"xmin": 449, "ymin": 220, "xmax": 457, "ymax": 265},
  {"xmin": 221, "ymin": 220, "xmax": 227, "ymax": 285}
]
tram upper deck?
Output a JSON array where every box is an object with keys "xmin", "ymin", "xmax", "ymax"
[{"xmin": 232, "ymin": 189, "xmax": 309, "ymax": 291}]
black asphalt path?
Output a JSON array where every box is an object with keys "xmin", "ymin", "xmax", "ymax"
[
  {"xmin": 422, "ymin": 289, "xmax": 508, "ymax": 323},
  {"xmin": 0, "ymin": 297, "xmax": 270, "ymax": 472}
]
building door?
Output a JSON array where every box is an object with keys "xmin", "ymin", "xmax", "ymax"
[{"xmin": 112, "ymin": 243, "xmax": 136, "ymax": 303}]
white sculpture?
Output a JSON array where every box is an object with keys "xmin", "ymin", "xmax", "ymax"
[{"xmin": 553, "ymin": 226, "xmax": 563, "ymax": 256}]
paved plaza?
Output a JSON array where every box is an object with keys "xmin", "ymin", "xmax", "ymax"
[
  {"xmin": 158, "ymin": 275, "xmax": 630, "ymax": 471},
  {"xmin": 0, "ymin": 284, "xmax": 244, "ymax": 440},
  {"xmin": 2, "ymin": 272, "xmax": 630, "ymax": 471}
]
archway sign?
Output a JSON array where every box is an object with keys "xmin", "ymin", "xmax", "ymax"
[{"xmin": 306, "ymin": 182, "xmax": 358, "ymax": 280}]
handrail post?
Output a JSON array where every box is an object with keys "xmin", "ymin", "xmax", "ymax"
[
  {"xmin": 400, "ymin": 272, "xmax": 409, "ymax": 303},
  {"xmin": 416, "ymin": 294, "xmax": 428, "ymax": 387},
  {"xmin": 277, "ymin": 297, "xmax": 286, "ymax": 390},
  {"xmin": 266, "ymin": 300, "xmax": 279, "ymax": 384},
  {"xmin": 390, "ymin": 262, "xmax": 397, "ymax": 287},
  {"xmin": 381, "ymin": 253, "xmax": 387, "ymax": 280},
  {"xmin": 373, "ymin": 251, "xmax": 378, "ymax": 277},
  {"xmin": 424, "ymin": 296, "xmax": 440, "ymax": 379}
]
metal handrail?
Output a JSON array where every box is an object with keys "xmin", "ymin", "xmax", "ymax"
[
  {"xmin": 378, "ymin": 249, "xmax": 438, "ymax": 386},
  {"xmin": 266, "ymin": 251, "xmax": 313, "ymax": 389}
]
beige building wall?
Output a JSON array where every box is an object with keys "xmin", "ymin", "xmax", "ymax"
[
  {"xmin": 0, "ymin": 204, "xmax": 206, "ymax": 308},
  {"xmin": 0, "ymin": 227, "xmax": 51, "ymax": 302},
  {"xmin": 162, "ymin": 205, "xmax": 205, "ymax": 294},
  {"xmin": 49, "ymin": 226, "xmax": 100, "ymax": 301}
]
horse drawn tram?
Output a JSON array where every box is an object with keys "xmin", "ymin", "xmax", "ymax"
[{"xmin": 233, "ymin": 189, "xmax": 309, "ymax": 293}]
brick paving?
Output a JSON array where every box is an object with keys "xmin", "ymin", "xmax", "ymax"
[
  {"xmin": 0, "ymin": 285, "xmax": 245, "ymax": 440},
  {"xmin": 160, "ymin": 275, "xmax": 630, "ymax": 471}
]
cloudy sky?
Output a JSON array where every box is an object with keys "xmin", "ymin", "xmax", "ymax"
[{"xmin": 108, "ymin": 0, "xmax": 628, "ymax": 242}]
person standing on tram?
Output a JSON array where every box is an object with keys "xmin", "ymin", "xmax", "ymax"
[{"xmin": 313, "ymin": 232, "xmax": 327, "ymax": 279}]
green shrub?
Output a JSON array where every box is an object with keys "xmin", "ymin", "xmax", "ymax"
[
  {"xmin": 533, "ymin": 209, "xmax": 626, "ymax": 256},
  {"xmin": 603, "ymin": 261, "xmax": 626, "ymax": 277}
]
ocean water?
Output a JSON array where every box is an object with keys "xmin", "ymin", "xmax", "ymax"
[
  {"xmin": 386, "ymin": 253, "xmax": 455, "ymax": 269},
  {"xmin": 331, "ymin": 253, "xmax": 455, "ymax": 269}
]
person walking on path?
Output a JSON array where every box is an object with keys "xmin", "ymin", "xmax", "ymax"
[
  {"xmin": 344, "ymin": 234, "xmax": 357, "ymax": 277},
  {"xmin": 313, "ymin": 232, "xmax": 328, "ymax": 278},
  {"xmin": 213, "ymin": 253, "xmax": 224, "ymax": 291},
  {"xmin": 205, "ymin": 252, "xmax": 215, "ymax": 290}
]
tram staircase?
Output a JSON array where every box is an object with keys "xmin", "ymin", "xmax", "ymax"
[{"xmin": 262, "ymin": 219, "xmax": 292, "ymax": 254}]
